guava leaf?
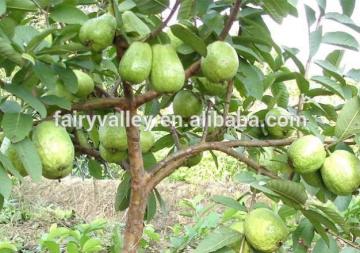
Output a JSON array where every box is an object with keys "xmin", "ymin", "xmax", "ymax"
[
  {"xmin": 50, "ymin": 4, "xmax": 88, "ymax": 25},
  {"xmin": 0, "ymin": 165, "xmax": 12, "ymax": 199},
  {"xmin": 335, "ymin": 96, "xmax": 360, "ymax": 140},
  {"xmin": 2, "ymin": 112, "xmax": 33, "ymax": 143}
]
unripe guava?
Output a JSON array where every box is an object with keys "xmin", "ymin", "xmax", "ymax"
[
  {"xmin": 151, "ymin": 44, "xmax": 185, "ymax": 93},
  {"xmin": 244, "ymin": 208, "xmax": 288, "ymax": 253},
  {"xmin": 140, "ymin": 130, "xmax": 155, "ymax": 153},
  {"xmin": 167, "ymin": 30, "xmax": 183, "ymax": 50},
  {"xmin": 119, "ymin": 42, "xmax": 152, "ymax": 84},
  {"xmin": 179, "ymin": 138, "xmax": 203, "ymax": 167},
  {"xmin": 201, "ymin": 41, "xmax": 239, "ymax": 82},
  {"xmin": 6, "ymin": 144, "xmax": 27, "ymax": 177},
  {"xmin": 79, "ymin": 14, "xmax": 117, "ymax": 52},
  {"xmin": 173, "ymin": 90, "xmax": 202, "ymax": 118},
  {"xmin": 196, "ymin": 77, "xmax": 227, "ymax": 97},
  {"xmin": 265, "ymin": 107, "xmax": 294, "ymax": 139},
  {"xmin": 99, "ymin": 118, "xmax": 128, "ymax": 151},
  {"xmin": 321, "ymin": 150, "xmax": 360, "ymax": 195},
  {"xmin": 32, "ymin": 121, "xmax": 74, "ymax": 179},
  {"xmin": 287, "ymin": 135, "xmax": 326, "ymax": 174},
  {"xmin": 99, "ymin": 145, "xmax": 127, "ymax": 163},
  {"xmin": 74, "ymin": 70, "xmax": 94, "ymax": 98}
]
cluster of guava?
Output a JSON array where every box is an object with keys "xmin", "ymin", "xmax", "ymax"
[
  {"xmin": 6, "ymin": 121, "xmax": 75, "ymax": 180},
  {"xmin": 288, "ymin": 135, "xmax": 360, "ymax": 196}
]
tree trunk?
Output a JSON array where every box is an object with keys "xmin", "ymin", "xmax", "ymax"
[{"xmin": 122, "ymin": 179, "xmax": 149, "ymax": 252}]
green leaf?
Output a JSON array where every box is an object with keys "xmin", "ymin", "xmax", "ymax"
[
  {"xmin": 0, "ymin": 153, "xmax": 22, "ymax": 180},
  {"xmin": 315, "ymin": 60, "xmax": 345, "ymax": 85},
  {"xmin": 0, "ymin": 0, "xmax": 6, "ymax": 16},
  {"xmin": 4, "ymin": 84, "xmax": 47, "ymax": 118},
  {"xmin": 115, "ymin": 173, "xmax": 131, "ymax": 211},
  {"xmin": 88, "ymin": 160, "xmax": 103, "ymax": 179},
  {"xmin": 346, "ymin": 68, "xmax": 360, "ymax": 82},
  {"xmin": 122, "ymin": 11, "xmax": 151, "ymax": 39},
  {"xmin": 263, "ymin": 0, "xmax": 290, "ymax": 24},
  {"xmin": 27, "ymin": 28, "xmax": 56, "ymax": 52},
  {"xmin": 133, "ymin": 0, "xmax": 169, "ymax": 15},
  {"xmin": 283, "ymin": 47, "xmax": 305, "ymax": 74},
  {"xmin": 335, "ymin": 96, "xmax": 360, "ymax": 140},
  {"xmin": 33, "ymin": 62, "xmax": 57, "ymax": 90},
  {"xmin": 267, "ymin": 179, "xmax": 308, "ymax": 206},
  {"xmin": 150, "ymin": 134, "xmax": 174, "ymax": 152},
  {"xmin": 6, "ymin": 0, "xmax": 36, "ymax": 11},
  {"xmin": 177, "ymin": 0, "xmax": 196, "ymax": 20},
  {"xmin": 82, "ymin": 238, "xmax": 103, "ymax": 252},
  {"xmin": 171, "ymin": 24, "xmax": 207, "ymax": 56},
  {"xmin": 313, "ymin": 205, "xmax": 347, "ymax": 231},
  {"xmin": 340, "ymin": 0, "xmax": 356, "ymax": 16},
  {"xmin": 342, "ymin": 247, "xmax": 359, "ymax": 253},
  {"xmin": 212, "ymin": 195, "xmax": 246, "ymax": 211},
  {"xmin": 145, "ymin": 190, "xmax": 157, "ymax": 221},
  {"xmin": 2, "ymin": 113, "xmax": 33, "ymax": 143},
  {"xmin": 326, "ymin": 50, "xmax": 344, "ymax": 68},
  {"xmin": 194, "ymin": 227, "xmax": 241, "ymax": 253},
  {"xmin": 40, "ymin": 95, "xmax": 72, "ymax": 110},
  {"xmin": 271, "ymin": 82, "xmax": 289, "ymax": 108},
  {"xmin": 311, "ymin": 76, "xmax": 346, "ymax": 99},
  {"xmin": 313, "ymin": 237, "xmax": 339, "ymax": 253},
  {"xmin": 234, "ymin": 61, "xmax": 264, "ymax": 100},
  {"xmin": 0, "ymin": 194, "xmax": 3, "ymax": 210},
  {"xmin": 309, "ymin": 27, "xmax": 322, "ymax": 58},
  {"xmin": 304, "ymin": 209, "xmax": 338, "ymax": 233},
  {"xmin": 292, "ymin": 219, "xmax": 314, "ymax": 251},
  {"xmin": 316, "ymin": 0, "xmax": 326, "ymax": 13},
  {"xmin": 322, "ymin": 32, "xmax": 359, "ymax": 51},
  {"xmin": 0, "ymin": 37, "xmax": 24, "ymax": 65},
  {"xmin": 13, "ymin": 138, "xmax": 42, "ymax": 181},
  {"xmin": 325, "ymin": 12, "xmax": 360, "ymax": 33},
  {"xmin": 54, "ymin": 65, "xmax": 78, "ymax": 93},
  {"xmin": 304, "ymin": 5, "xmax": 316, "ymax": 27},
  {"xmin": 0, "ymin": 165, "xmax": 12, "ymax": 199},
  {"xmin": 50, "ymin": 4, "xmax": 88, "ymax": 24}
]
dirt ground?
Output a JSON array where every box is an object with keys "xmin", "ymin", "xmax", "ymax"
[{"xmin": 0, "ymin": 177, "xmax": 248, "ymax": 251}]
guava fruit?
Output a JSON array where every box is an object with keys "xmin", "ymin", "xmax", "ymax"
[
  {"xmin": 119, "ymin": 42, "xmax": 152, "ymax": 84},
  {"xmin": 302, "ymin": 171, "xmax": 324, "ymax": 188},
  {"xmin": 179, "ymin": 138, "xmax": 203, "ymax": 167},
  {"xmin": 196, "ymin": 77, "xmax": 227, "ymax": 97},
  {"xmin": 99, "ymin": 145, "xmax": 127, "ymax": 163},
  {"xmin": 140, "ymin": 130, "xmax": 155, "ymax": 153},
  {"xmin": 6, "ymin": 144, "xmax": 27, "ymax": 177},
  {"xmin": 79, "ymin": 14, "xmax": 117, "ymax": 52},
  {"xmin": 321, "ymin": 150, "xmax": 360, "ymax": 195},
  {"xmin": 32, "ymin": 121, "xmax": 74, "ymax": 179},
  {"xmin": 287, "ymin": 135, "xmax": 326, "ymax": 174},
  {"xmin": 265, "ymin": 107, "xmax": 293, "ymax": 139},
  {"xmin": 167, "ymin": 30, "xmax": 183, "ymax": 50},
  {"xmin": 244, "ymin": 208, "xmax": 288, "ymax": 253},
  {"xmin": 73, "ymin": 70, "xmax": 94, "ymax": 98},
  {"xmin": 151, "ymin": 44, "xmax": 185, "ymax": 93},
  {"xmin": 99, "ymin": 120, "xmax": 128, "ymax": 151},
  {"xmin": 173, "ymin": 90, "xmax": 202, "ymax": 118},
  {"xmin": 201, "ymin": 41, "xmax": 239, "ymax": 82}
]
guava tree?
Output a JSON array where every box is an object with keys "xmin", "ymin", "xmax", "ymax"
[{"xmin": 0, "ymin": 0, "xmax": 360, "ymax": 252}]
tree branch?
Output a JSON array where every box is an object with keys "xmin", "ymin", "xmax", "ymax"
[
  {"xmin": 149, "ymin": 0, "xmax": 181, "ymax": 39},
  {"xmin": 201, "ymin": 100, "xmax": 213, "ymax": 143},
  {"xmin": 219, "ymin": 0, "xmax": 242, "ymax": 40}
]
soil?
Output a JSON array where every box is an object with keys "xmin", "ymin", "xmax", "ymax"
[{"xmin": 0, "ymin": 177, "xmax": 248, "ymax": 252}]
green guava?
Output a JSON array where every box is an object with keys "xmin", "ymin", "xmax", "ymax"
[
  {"xmin": 244, "ymin": 208, "xmax": 288, "ymax": 253},
  {"xmin": 73, "ymin": 70, "xmax": 94, "ymax": 98},
  {"xmin": 201, "ymin": 41, "xmax": 239, "ymax": 82},
  {"xmin": 196, "ymin": 77, "xmax": 227, "ymax": 97},
  {"xmin": 140, "ymin": 130, "xmax": 155, "ymax": 153},
  {"xmin": 99, "ymin": 145, "xmax": 127, "ymax": 163},
  {"xmin": 119, "ymin": 42, "xmax": 152, "ymax": 84},
  {"xmin": 99, "ymin": 118, "xmax": 128, "ymax": 151},
  {"xmin": 167, "ymin": 30, "xmax": 183, "ymax": 50},
  {"xmin": 79, "ymin": 14, "xmax": 117, "ymax": 52},
  {"xmin": 173, "ymin": 90, "xmax": 202, "ymax": 118},
  {"xmin": 287, "ymin": 135, "xmax": 326, "ymax": 174},
  {"xmin": 179, "ymin": 138, "xmax": 203, "ymax": 167},
  {"xmin": 151, "ymin": 44, "xmax": 185, "ymax": 93},
  {"xmin": 321, "ymin": 150, "xmax": 360, "ymax": 195},
  {"xmin": 6, "ymin": 144, "xmax": 27, "ymax": 177},
  {"xmin": 32, "ymin": 121, "xmax": 74, "ymax": 179},
  {"xmin": 265, "ymin": 107, "xmax": 293, "ymax": 139}
]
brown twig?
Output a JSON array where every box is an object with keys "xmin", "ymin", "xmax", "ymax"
[
  {"xmin": 201, "ymin": 100, "xmax": 213, "ymax": 143},
  {"xmin": 170, "ymin": 124, "xmax": 181, "ymax": 150},
  {"xmin": 149, "ymin": 0, "xmax": 181, "ymax": 39},
  {"xmin": 219, "ymin": 0, "xmax": 242, "ymax": 40},
  {"xmin": 328, "ymin": 230, "xmax": 360, "ymax": 250}
]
